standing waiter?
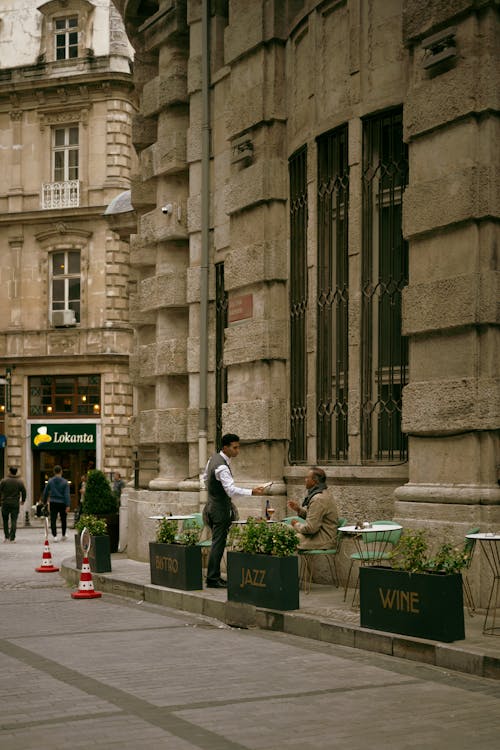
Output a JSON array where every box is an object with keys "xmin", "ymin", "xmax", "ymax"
[{"xmin": 203, "ymin": 433, "xmax": 264, "ymax": 588}]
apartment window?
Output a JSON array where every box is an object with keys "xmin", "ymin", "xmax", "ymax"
[
  {"xmin": 316, "ymin": 125, "xmax": 349, "ymax": 463},
  {"xmin": 361, "ymin": 108, "xmax": 408, "ymax": 462},
  {"xmin": 53, "ymin": 126, "xmax": 79, "ymax": 182},
  {"xmin": 29, "ymin": 375, "xmax": 100, "ymax": 417},
  {"xmin": 55, "ymin": 16, "xmax": 79, "ymax": 60},
  {"xmin": 51, "ymin": 251, "xmax": 81, "ymax": 323},
  {"xmin": 289, "ymin": 146, "xmax": 308, "ymax": 464}
]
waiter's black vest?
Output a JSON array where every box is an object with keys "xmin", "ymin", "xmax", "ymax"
[{"xmin": 206, "ymin": 453, "xmax": 231, "ymax": 506}]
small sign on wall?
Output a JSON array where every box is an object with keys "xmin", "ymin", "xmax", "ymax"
[{"xmin": 228, "ymin": 294, "xmax": 253, "ymax": 323}]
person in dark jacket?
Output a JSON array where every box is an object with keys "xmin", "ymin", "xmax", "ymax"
[
  {"xmin": 202, "ymin": 433, "xmax": 265, "ymax": 588},
  {"xmin": 42, "ymin": 465, "xmax": 70, "ymax": 542},
  {"xmin": 0, "ymin": 466, "xmax": 27, "ymax": 543}
]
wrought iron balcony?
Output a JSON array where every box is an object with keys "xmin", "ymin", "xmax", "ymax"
[{"xmin": 41, "ymin": 180, "xmax": 80, "ymax": 209}]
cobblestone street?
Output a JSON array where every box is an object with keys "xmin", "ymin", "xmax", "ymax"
[{"xmin": 1, "ymin": 527, "xmax": 500, "ymax": 749}]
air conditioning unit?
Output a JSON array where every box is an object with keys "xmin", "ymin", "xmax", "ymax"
[{"xmin": 52, "ymin": 309, "xmax": 77, "ymax": 327}]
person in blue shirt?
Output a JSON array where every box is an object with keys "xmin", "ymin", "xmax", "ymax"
[{"xmin": 42, "ymin": 465, "xmax": 70, "ymax": 542}]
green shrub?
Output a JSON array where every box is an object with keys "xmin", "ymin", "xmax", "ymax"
[
  {"xmin": 156, "ymin": 517, "xmax": 202, "ymax": 546},
  {"xmin": 156, "ymin": 518, "xmax": 177, "ymax": 544},
  {"xmin": 229, "ymin": 518, "xmax": 299, "ymax": 557},
  {"xmin": 75, "ymin": 514, "xmax": 108, "ymax": 536},
  {"xmin": 391, "ymin": 529, "xmax": 470, "ymax": 574},
  {"xmin": 82, "ymin": 469, "xmax": 118, "ymax": 515}
]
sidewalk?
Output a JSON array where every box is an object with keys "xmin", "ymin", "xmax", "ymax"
[{"xmin": 60, "ymin": 549, "xmax": 500, "ymax": 682}]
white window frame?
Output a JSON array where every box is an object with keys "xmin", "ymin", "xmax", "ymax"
[
  {"xmin": 52, "ymin": 125, "xmax": 79, "ymax": 182},
  {"xmin": 54, "ymin": 15, "xmax": 79, "ymax": 61},
  {"xmin": 50, "ymin": 250, "xmax": 81, "ymax": 324}
]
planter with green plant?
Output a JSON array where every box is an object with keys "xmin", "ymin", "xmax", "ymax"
[
  {"xmin": 149, "ymin": 517, "xmax": 203, "ymax": 590},
  {"xmin": 359, "ymin": 529, "xmax": 468, "ymax": 642},
  {"xmin": 81, "ymin": 469, "xmax": 119, "ymax": 553},
  {"xmin": 74, "ymin": 514, "xmax": 111, "ymax": 573},
  {"xmin": 227, "ymin": 518, "xmax": 300, "ymax": 610}
]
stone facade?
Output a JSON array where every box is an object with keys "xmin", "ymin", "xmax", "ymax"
[
  {"xmin": 0, "ymin": 0, "xmax": 135, "ymax": 508},
  {"xmin": 113, "ymin": 0, "xmax": 499, "ymax": 605}
]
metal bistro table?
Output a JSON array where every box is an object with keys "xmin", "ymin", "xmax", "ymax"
[
  {"xmin": 148, "ymin": 515, "xmax": 197, "ymax": 521},
  {"xmin": 340, "ymin": 523, "xmax": 403, "ymax": 605},
  {"xmin": 466, "ymin": 532, "xmax": 500, "ymax": 635}
]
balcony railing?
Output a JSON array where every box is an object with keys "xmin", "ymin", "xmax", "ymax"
[{"xmin": 41, "ymin": 180, "xmax": 80, "ymax": 209}]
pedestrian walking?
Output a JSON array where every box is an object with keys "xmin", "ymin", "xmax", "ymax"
[
  {"xmin": 202, "ymin": 433, "xmax": 265, "ymax": 588},
  {"xmin": 0, "ymin": 466, "xmax": 27, "ymax": 543},
  {"xmin": 112, "ymin": 471, "xmax": 125, "ymax": 502},
  {"xmin": 42, "ymin": 465, "xmax": 70, "ymax": 542}
]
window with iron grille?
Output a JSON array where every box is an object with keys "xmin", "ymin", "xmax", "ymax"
[
  {"xmin": 51, "ymin": 250, "xmax": 81, "ymax": 323},
  {"xmin": 215, "ymin": 262, "xmax": 228, "ymax": 449},
  {"xmin": 53, "ymin": 126, "xmax": 79, "ymax": 182},
  {"xmin": 316, "ymin": 125, "xmax": 349, "ymax": 462},
  {"xmin": 55, "ymin": 16, "xmax": 79, "ymax": 60},
  {"xmin": 289, "ymin": 147, "xmax": 308, "ymax": 464},
  {"xmin": 361, "ymin": 108, "xmax": 408, "ymax": 462},
  {"xmin": 29, "ymin": 375, "xmax": 100, "ymax": 417}
]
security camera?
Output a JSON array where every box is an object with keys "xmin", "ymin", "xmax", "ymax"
[{"xmin": 161, "ymin": 203, "xmax": 173, "ymax": 215}]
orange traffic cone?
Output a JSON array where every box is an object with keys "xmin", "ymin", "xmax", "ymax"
[
  {"xmin": 71, "ymin": 555, "xmax": 102, "ymax": 599},
  {"xmin": 35, "ymin": 539, "xmax": 60, "ymax": 573}
]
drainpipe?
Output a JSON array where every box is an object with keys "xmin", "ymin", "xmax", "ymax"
[{"xmin": 198, "ymin": 0, "xmax": 210, "ymax": 510}]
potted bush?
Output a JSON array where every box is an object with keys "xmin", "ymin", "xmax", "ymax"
[
  {"xmin": 74, "ymin": 514, "xmax": 111, "ymax": 573},
  {"xmin": 149, "ymin": 517, "xmax": 203, "ymax": 590},
  {"xmin": 359, "ymin": 529, "xmax": 469, "ymax": 642},
  {"xmin": 81, "ymin": 469, "xmax": 119, "ymax": 552},
  {"xmin": 226, "ymin": 518, "xmax": 300, "ymax": 610}
]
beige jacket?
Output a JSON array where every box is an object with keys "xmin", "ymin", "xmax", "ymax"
[{"xmin": 295, "ymin": 490, "xmax": 339, "ymax": 550}]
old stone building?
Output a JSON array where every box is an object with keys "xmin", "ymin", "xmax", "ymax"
[
  {"xmin": 112, "ymin": 0, "xmax": 499, "ymax": 601},
  {"xmin": 0, "ymin": 0, "xmax": 135, "ymax": 508}
]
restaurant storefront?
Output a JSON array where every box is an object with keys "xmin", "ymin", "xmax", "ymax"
[{"xmin": 29, "ymin": 422, "xmax": 99, "ymax": 509}]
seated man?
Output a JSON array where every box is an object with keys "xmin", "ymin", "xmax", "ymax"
[{"xmin": 287, "ymin": 467, "xmax": 339, "ymax": 549}]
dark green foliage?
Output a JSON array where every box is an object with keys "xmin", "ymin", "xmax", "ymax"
[
  {"xmin": 82, "ymin": 469, "xmax": 118, "ymax": 515},
  {"xmin": 228, "ymin": 518, "xmax": 299, "ymax": 557}
]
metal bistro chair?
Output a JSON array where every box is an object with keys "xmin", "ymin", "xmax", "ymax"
[
  {"xmin": 283, "ymin": 516, "xmax": 348, "ymax": 594},
  {"xmin": 298, "ymin": 518, "xmax": 349, "ymax": 593},
  {"xmin": 463, "ymin": 526, "xmax": 479, "ymax": 616},
  {"xmin": 343, "ymin": 520, "xmax": 402, "ymax": 606}
]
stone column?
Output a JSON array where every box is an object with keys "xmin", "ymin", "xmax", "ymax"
[{"xmin": 396, "ymin": 1, "xmax": 500, "ymax": 603}]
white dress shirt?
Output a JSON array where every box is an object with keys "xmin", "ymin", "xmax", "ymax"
[{"xmin": 203, "ymin": 451, "xmax": 252, "ymax": 497}]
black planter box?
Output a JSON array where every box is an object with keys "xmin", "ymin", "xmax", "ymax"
[
  {"xmin": 74, "ymin": 534, "xmax": 111, "ymax": 573},
  {"xmin": 149, "ymin": 542, "xmax": 203, "ymax": 590},
  {"xmin": 227, "ymin": 551, "xmax": 299, "ymax": 610},
  {"xmin": 360, "ymin": 566, "xmax": 465, "ymax": 642},
  {"xmin": 100, "ymin": 513, "xmax": 119, "ymax": 553}
]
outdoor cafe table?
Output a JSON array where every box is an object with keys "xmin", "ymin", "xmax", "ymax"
[
  {"xmin": 465, "ymin": 532, "xmax": 500, "ymax": 635},
  {"xmin": 339, "ymin": 523, "xmax": 403, "ymax": 604},
  {"xmin": 148, "ymin": 515, "xmax": 196, "ymax": 521}
]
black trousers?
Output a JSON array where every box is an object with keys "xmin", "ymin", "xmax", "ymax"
[
  {"xmin": 49, "ymin": 503, "xmax": 67, "ymax": 538},
  {"xmin": 2, "ymin": 501, "xmax": 20, "ymax": 541},
  {"xmin": 204, "ymin": 502, "xmax": 231, "ymax": 583}
]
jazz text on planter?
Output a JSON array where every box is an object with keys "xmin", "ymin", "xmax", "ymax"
[{"xmin": 240, "ymin": 567, "xmax": 267, "ymax": 588}]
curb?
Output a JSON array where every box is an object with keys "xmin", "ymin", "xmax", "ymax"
[{"xmin": 60, "ymin": 560, "xmax": 500, "ymax": 682}]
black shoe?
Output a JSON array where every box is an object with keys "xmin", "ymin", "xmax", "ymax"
[{"xmin": 206, "ymin": 579, "xmax": 227, "ymax": 589}]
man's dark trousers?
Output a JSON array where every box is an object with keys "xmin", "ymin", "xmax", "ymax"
[
  {"xmin": 50, "ymin": 502, "xmax": 67, "ymax": 538},
  {"xmin": 2, "ymin": 501, "xmax": 20, "ymax": 541},
  {"xmin": 205, "ymin": 502, "xmax": 231, "ymax": 583}
]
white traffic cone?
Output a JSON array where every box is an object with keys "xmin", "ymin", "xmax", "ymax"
[
  {"xmin": 35, "ymin": 539, "xmax": 59, "ymax": 573},
  {"xmin": 71, "ymin": 555, "xmax": 102, "ymax": 599}
]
